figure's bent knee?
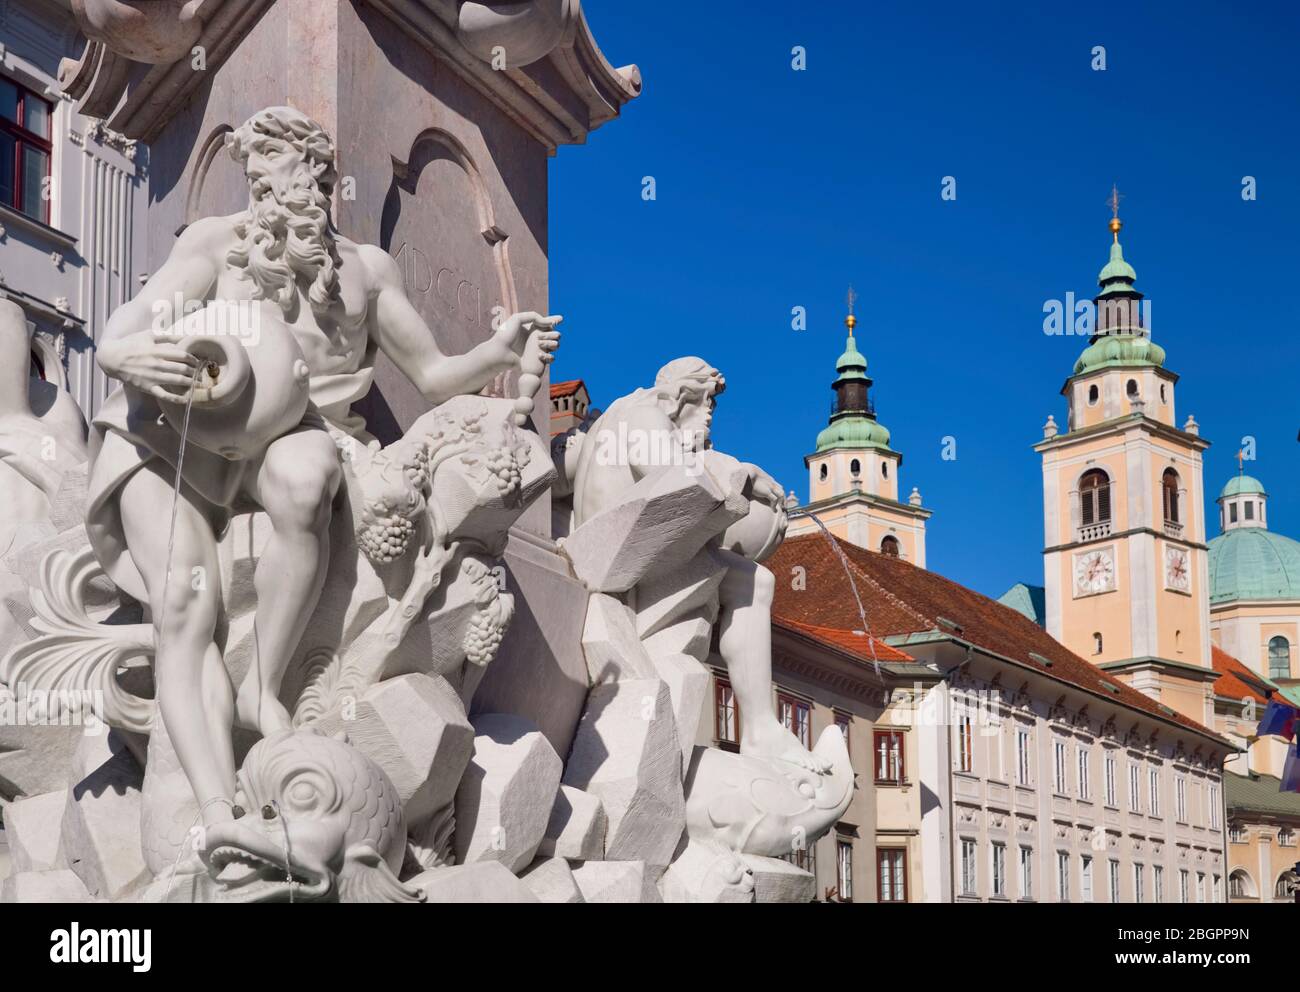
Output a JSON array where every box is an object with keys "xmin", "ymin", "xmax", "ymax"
[
  {"xmin": 264, "ymin": 438, "xmax": 342, "ymax": 528},
  {"xmin": 753, "ymin": 563, "xmax": 775, "ymax": 600}
]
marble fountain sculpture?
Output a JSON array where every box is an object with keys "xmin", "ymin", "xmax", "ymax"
[{"xmin": 0, "ymin": 107, "xmax": 852, "ymax": 904}]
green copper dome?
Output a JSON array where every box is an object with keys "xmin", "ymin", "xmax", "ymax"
[
  {"xmin": 816, "ymin": 416, "xmax": 891, "ymax": 452},
  {"xmin": 835, "ymin": 336, "xmax": 868, "ymax": 381},
  {"xmin": 1097, "ymin": 240, "xmax": 1138, "ymax": 296},
  {"xmin": 1073, "ymin": 334, "xmax": 1166, "ymax": 375},
  {"xmin": 812, "ymin": 319, "xmax": 892, "ymax": 454},
  {"xmin": 1220, "ymin": 475, "xmax": 1267, "ymax": 499},
  {"xmin": 1209, "ymin": 529, "xmax": 1300, "ymax": 604}
]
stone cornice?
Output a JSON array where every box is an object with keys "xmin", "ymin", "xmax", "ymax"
[{"xmin": 59, "ymin": 0, "xmax": 640, "ymax": 151}]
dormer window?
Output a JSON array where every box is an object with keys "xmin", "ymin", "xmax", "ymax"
[{"xmin": 880, "ymin": 536, "xmax": 900, "ymax": 557}]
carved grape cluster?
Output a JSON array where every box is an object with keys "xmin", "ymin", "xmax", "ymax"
[
  {"xmin": 462, "ymin": 606, "xmax": 507, "ymax": 667},
  {"xmin": 358, "ymin": 507, "xmax": 417, "ymax": 564}
]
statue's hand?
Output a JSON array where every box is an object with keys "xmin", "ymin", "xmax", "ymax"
[
  {"xmin": 744, "ymin": 463, "xmax": 784, "ymax": 506},
  {"xmin": 493, "ymin": 311, "xmax": 562, "ymax": 368},
  {"xmin": 494, "ymin": 312, "xmax": 563, "ymax": 426},
  {"xmin": 97, "ymin": 329, "xmax": 202, "ymax": 402}
]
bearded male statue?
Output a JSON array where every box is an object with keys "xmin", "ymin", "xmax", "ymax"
[
  {"xmin": 86, "ymin": 106, "xmax": 560, "ymax": 836},
  {"xmin": 571, "ymin": 358, "xmax": 829, "ymax": 773}
]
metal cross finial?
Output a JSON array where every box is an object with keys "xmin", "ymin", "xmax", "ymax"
[
  {"xmin": 1237, "ymin": 448, "xmax": 1246, "ymax": 473},
  {"xmin": 846, "ymin": 284, "xmax": 857, "ymax": 316},
  {"xmin": 1107, "ymin": 184, "xmax": 1123, "ymax": 220}
]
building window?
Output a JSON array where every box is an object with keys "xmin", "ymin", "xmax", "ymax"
[
  {"xmin": 1281, "ymin": 828, "xmax": 1296, "ymax": 847},
  {"xmin": 1087, "ymin": 383, "xmax": 1100, "ymax": 405},
  {"xmin": 992, "ymin": 843, "xmax": 1006, "ymax": 898},
  {"xmin": 1054, "ymin": 739, "xmax": 1068, "ymax": 794},
  {"xmin": 1162, "ymin": 468, "xmax": 1181, "ymax": 524},
  {"xmin": 1213, "ymin": 874, "xmax": 1222, "ymax": 902},
  {"xmin": 836, "ymin": 840, "xmax": 853, "ymax": 902},
  {"xmin": 1080, "ymin": 855, "xmax": 1093, "ymax": 902},
  {"xmin": 960, "ymin": 839, "xmax": 977, "ymax": 896},
  {"xmin": 1129, "ymin": 763, "xmax": 1141, "ymax": 813},
  {"xmin": 1196, "ymin": 871, "xmax": 1206, "ymax": 903},
  {"xmin": 1179, "ymin": 869, "xmax": 1189, "ymax": 903},
  {"xmin": 777, "ymin": 693, "xmax": 811, "ymax": 749},
  {"xmin": 874, "ymin": 730, "xmax": 905, "ymax": 784},
  {"xmin": 1104, "ymin": 752, "xmax": 1116, "ymax": 806},
  {"xmin": 819, "ymin": 464, "xmax": 828, "ymax": 482},
  {"xmin": 1092, "ymin": 631, "xmax": 1103, "ymax": 655},
  {"xmin": 1079, "ymin": 469, "xmax": 1111, "ymax": 526},
  {"xmin": 1245, "ymin": 500, "xmax": 1255, "ymax": 520},
  {"xmin": 1230, "ymin": 502, "xmax": 1238, "ymax": 523},
  {"xmin": 1277, "ymin": 873, "xmax": 1297, "ymax": 900},
  {"xmin": 1134, "ymin": 864, "xmax": 1144, "ymax": 903},
  {"xmin": 1057, "ymin": 852, "xmax": 1070, "ymax": 902},
  {"xmin": 1126, "ymin": 378, "xmax": 1139, "ymax": 398},
  {"xmin": 1017, "ymin": 728, "xmax": 1032, "ymax": 785},
  {"xmin": 1019, "ymin": 846, "xmax": 1033, "ymax": 900},
  {"xmin": 714, "ymin": 679, "xmax": 739, "ymax": 747},
  {"xmin": 0, "ymin": 77, "xmax": 53, "ymax": 223},
  {"xmin": 1149, "ymin": 767, "xmax": 1160, "ymax": 817},
  {"xmin": 957, "ymin": 712, "xmax": 973, "ymax": 773},
  {"xmin": 1229, "ymin": 871, "xmax": 1248, "ymax": 898},
  {"xmin": 1209, "ymin": 783, "xmax": 1220, "ymax": 829},
  {"xmin": 1109, "ymin": 859, "xmax": 1121, "ymax": 903},
  {"xmin": 1229, "ymin": 823, "xmax": 1247, "ymax": 843},
  {"xmin": 1176, "ymin": 776, "xmax": 1187, "ymax": 823},
  {"xmin": 1270, "ymin": 636, "xmax": 1291, "ymax": 680},
  {"xmin": 785, "ymin": 843, "xmax": 815, "ymax": 875},
  {"xmin": 878, "ymin": 849, "xmax": 907, "ymax": 903},
  {"xmin": 882, "ymin": 461, "xmax": 889, "ymax": 479},
  {"xmin": 834, "ymin": 711, "xmax": 851, "ymax": 749},
  {"xmin": 1154, "ymin": 865, "xmax": 1164, "ymax": 903},
  {"xmin": 1077, "ymin": 746, "xmax": 1091, "ymax": 800},
  {"xmin": 880, "ymin": 535, "xmax": 900, "ymax": 558},
  {"xmin": 850, "ymin": 458, "xmax": 861, "ymax": 477}
]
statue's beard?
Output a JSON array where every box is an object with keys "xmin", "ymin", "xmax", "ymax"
[{"xmin": 229, "ymin": 172, "xmax": 340, "ymax": 316}]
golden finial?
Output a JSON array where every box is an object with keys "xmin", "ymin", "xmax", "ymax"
[
  {"xmin": 845, "ymin": 284, "xmax": 857, "ymax": 334},
  {"xmin": 1237, "ymin": 448, "xmax": 1246, "ymax": 475},
  {"xmin": 1107, "ymin": 184, "xmax": 1124, "ymax": 241}
]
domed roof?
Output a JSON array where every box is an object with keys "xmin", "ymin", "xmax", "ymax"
[
  {"xmin": 1209, "ymin": 528, "xmax": 1300, "ymax": 604},
  {"xmin": 816, "ymin": 416, "xmax": 891, "ymax": 453},
  {"xmin": 1220, "ymin": 474, "xmax": 1267, "ymax": 499},
  {"xmin": 1073, "ymin": 334, "xmax": 1166, "ymax": 375},
  {"xmin": 1097, "ymin": 240, "xmax": 1137, "ymax": 292}
]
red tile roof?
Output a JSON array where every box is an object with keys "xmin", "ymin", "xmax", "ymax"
[
  {"xmin": 775, "ymin": 616, "xmax": 914, "ymax": 664},
  {"xmin": 550, "ymin": 379, "xmax": 585, "ymax": 399},
  {"xmin": 769, "ymin": 532, "xmax": 1226, "ymax": 745},
  {"xmin": 1211, "ymin": 645, "xmax": 1290, "ymax": 707}
]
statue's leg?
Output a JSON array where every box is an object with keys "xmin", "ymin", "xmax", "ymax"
[
  {"xmin": 119, "ymin": 463, "xmax": 237, "ymax": 826},
  {"xmin": 234, "ymin": 428, "xmax": 342, "ymax": 735},
  {"xmin": 716, "ymin": 551, "xmax": 830, "ymax": 773}
]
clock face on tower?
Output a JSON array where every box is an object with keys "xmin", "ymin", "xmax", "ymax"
[
  {"xmin": 1164, "ymin": 545, "xmax": 1192, "ymax": 593},
  {"xmin": 1073, "ymin": 546, "xmax": 1116, "ymax": 597}
]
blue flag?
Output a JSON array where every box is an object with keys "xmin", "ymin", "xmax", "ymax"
[{"xmin": 1258, "ymin": 699, "xmax": 1297, "ymax": 741}]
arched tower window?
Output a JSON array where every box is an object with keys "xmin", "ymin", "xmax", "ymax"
[
  {"xmin": 1088, "ymin": 384, "xmax": 1099, "ymax": 405},
  {"xmin": 1162, "ymin": 469, "xmax": 1181, "ymax": 524},
  {"xmin": 880, "ymin": 536, "xmax": 900, "ymax": 558},
  {"xmin": 881, "ymin": 462, "xmax": 889, "ymax": 479},
  {"xmin": 1080, "ymin": 469, "xmax": 1111, "ymax": 526},
  {"xmin": 1126, "ymin": 379, "xmax": 1139, "ymax": 398},
  {"xmin": 850, "ymin": 458, "xmax": 861, "ymax": 477},
  {"xmin": 1092, "ymin": 632, "xmax": 1103, "ymax": 655},
  {"xmin": 1269, "ymin": 636, "xmax": 1291, "ymax": 680},
  {"xmin": 819, "ymin": 464, "xmax": 828, "ymax": 482}
]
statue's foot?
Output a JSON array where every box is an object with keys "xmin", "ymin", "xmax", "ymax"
[
  {"xmin": 741, "ymin": 721, "xmax": 834, "ymax": 775},
  {"xmin": 234, "ymin": 681, "xmax": 294, "ymax": 736}
]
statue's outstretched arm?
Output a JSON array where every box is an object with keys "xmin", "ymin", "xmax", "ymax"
[{"xmin": 362, "ymin": 244, "xmax": 559, "ymax": 408}]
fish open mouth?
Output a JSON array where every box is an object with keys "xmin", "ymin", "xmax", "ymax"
[{"xmin": 200, "ymin": 822, "xmax": 333, "ymax": 903}]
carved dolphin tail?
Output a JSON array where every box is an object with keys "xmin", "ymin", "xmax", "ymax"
[{"xmin": 0, "ymin": 546, "xmax": 156, "ymax": 734}]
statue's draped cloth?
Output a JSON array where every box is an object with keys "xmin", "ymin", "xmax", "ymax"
[{"xmin": 87, "ymin": 367, "xmax": 375, "ymax": 603}]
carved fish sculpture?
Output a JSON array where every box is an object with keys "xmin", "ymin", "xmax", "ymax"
[{"xmin": 198, "ymin": 729, "xmax": 423, "ymax": 903}]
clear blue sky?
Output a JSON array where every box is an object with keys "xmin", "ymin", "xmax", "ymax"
[{"xmin": 548, "ymin": 1, "xmax": 1300, "ymax": 600}]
